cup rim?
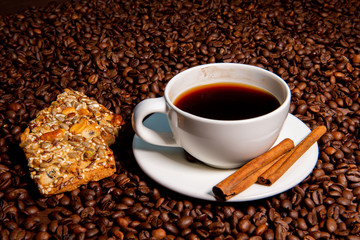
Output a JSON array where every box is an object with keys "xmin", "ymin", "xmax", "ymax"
[{"xmin": 164, "ymin": 63, "xmax": 291, "ymax": 125}]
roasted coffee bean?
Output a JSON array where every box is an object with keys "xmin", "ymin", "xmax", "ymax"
[
  {"xmin": 151, "ymin": 228, "xmax": 166, "ymax": 239},
  {"xmin": 0, "ymin": 172, "xmax": 12, "ymax": 191},
  {"xmin": 9, "ymin": 228, "xmax": 26, "ymax": 240},
  {"xmin": 274, "ymin": 218, "xmax": 289, "ymax": 240},
  {"xmin": 163, "ymin": 222, "xmax": 179, "ymax": 235},
  {"xmin": 196, "ymin": 229, "xmax": 209, "ymax": 238},
  {"xmin": 23, "ymin": 216, "xmax": 40, "ymax": 230},
  {"xmin": 238, "ymin": 219, "xmax": 252, "ymax": 233},
  {"xmin": 24, "ymin": 206, "xmax": 39, "ymax": 216},
  {"xmin": 262, "ymin": 229, "xmax": 275, "ymax": 240},
  {"xmin": 5, "ymin": 188, "xmax": 29, "ymax": 201},
  {"xmin": 254, "ymin": 223, "xmax": 267, "ymax": 236},
  {"xmin": 311, "ymin": 190, "xmax": 323, "ymax": 205},
  {"xmin": 37, "ymin": 223, "xmax": 48, "ymax": 232},
  {"xmin": 306, "ymin": 211, "xmax": 318, "ymax": 226},
  {"xmin": 35, "ymin": 231, "xmax": 51, "ymax": 240},
  {"xmin": 177, "ymin": 216, "xmax": 193, "ymax": 229},
  {"xmin": 208, "ymin": 221, "xmax": 225, "ymax": 236},
  {"xmin": 327, "ymin": 204, "xmax": 341, "ymax": 220},
  {"xmin": 304, "ymin": 198, "xmax": 315, "ymax": 210},
  {"xmin": 86, "ymin": 228, "xmax": 99, "ymax": 238},
  {"xmin": 296, "ymin": 218, "xmax": 308, "ymax": 231},
  {"xmin": 280, "ymin": 199, "xmax": 292, "ymax": 210},
  {"xmin": 48, "ymin": 220, "xmax": 58, "ymax": 234},
  {"xmin": 326, "ymin": 218, "xmax": 337, "ymax": 233}
]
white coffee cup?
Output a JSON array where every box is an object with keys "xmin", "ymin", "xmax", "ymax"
[{"xmin": 132, "ymin": 63, "xmax": 291, "ymax": 169}]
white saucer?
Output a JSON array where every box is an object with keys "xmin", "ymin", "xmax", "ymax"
[{"xmin": 132, "ymin": 113, "xmax": 318, "ymax": 202}]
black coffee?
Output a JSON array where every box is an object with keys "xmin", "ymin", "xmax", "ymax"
[{"xmin": 174, "ymin": 83, "xmax": 280, "ymax": 120}]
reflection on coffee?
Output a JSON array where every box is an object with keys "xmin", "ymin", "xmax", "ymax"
[{"xmin": 174, "ymin": 82, "xmax": 280, "ymax": 120}]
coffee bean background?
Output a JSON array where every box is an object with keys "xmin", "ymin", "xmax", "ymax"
[{"xmin": 1, "ymin": 0, "xmax": 360, "ymax": 239}]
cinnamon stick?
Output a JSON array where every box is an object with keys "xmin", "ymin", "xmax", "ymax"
[
  {"xmin": 257, "ymin": 125, "xmax": 326, "ymax": 186},
  {"xmin": 212, "ymin": 138, "xmax": 294, "ymax": 201}
]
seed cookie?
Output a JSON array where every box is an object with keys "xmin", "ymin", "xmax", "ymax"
[{"xmin": 20, "ymin": 89, "xmax": 125, "ymax": 195}]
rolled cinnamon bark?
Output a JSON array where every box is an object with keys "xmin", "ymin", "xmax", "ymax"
[
  {"xmin": 212, "ymin": 138, "xmax": 294, "ymax": 201},
  {"xmin": 257, "ymin": 125, "xmax": 326, "ymax": 186}
]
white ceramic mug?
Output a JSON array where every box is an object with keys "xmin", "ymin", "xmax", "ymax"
[{"xmin": 132, "ymin": 63, "xmax": 291, "ymax": 169}]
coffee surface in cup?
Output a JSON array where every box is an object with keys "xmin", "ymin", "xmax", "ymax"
[{"xmin": 174, "ymin": 82, "xmax": 280, "ymax": 120}]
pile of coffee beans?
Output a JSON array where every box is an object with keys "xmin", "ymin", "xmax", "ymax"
[{"xmin": 1, "ymin": 0, "xmax": 360, "ymax": 239}]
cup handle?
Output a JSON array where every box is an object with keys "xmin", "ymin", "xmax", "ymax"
[{"xmin": 132, "ymin": 97, "xmax": 178, "ymax": 147}]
